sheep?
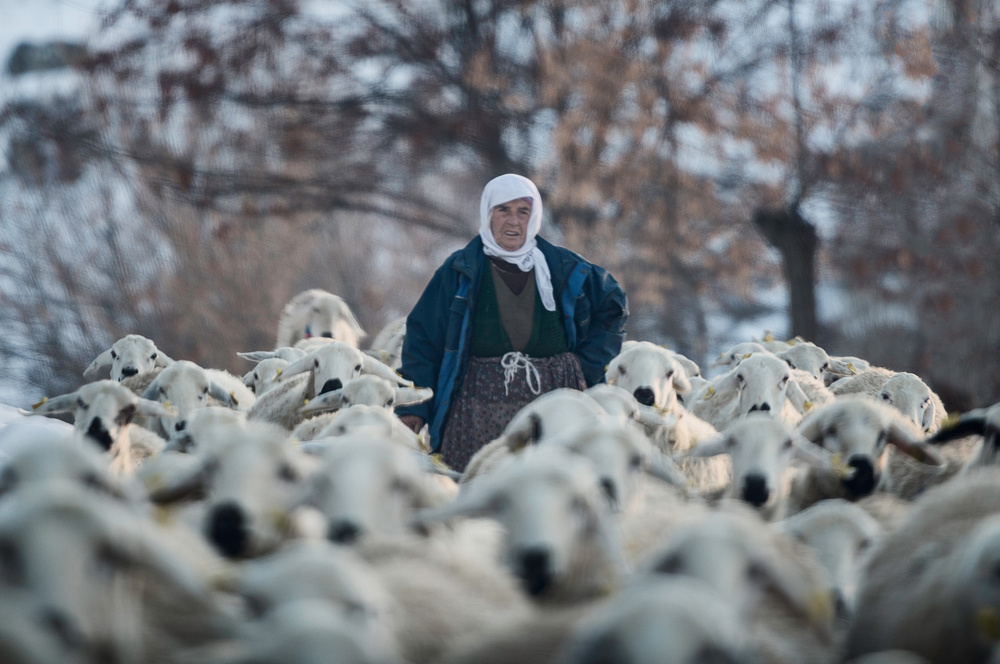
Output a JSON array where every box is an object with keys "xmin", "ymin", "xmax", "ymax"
[
  {"xmin": 690, "ymin": 353, "xmax": 815, "ymax": 431},
  {"xmin": 30, "ymin": 380, "xmax": 172, "ymax": 475},
  {"xmin": 276, "ymin": 288, "xmax": 366, "ymax": 349},
  {"xmin": 825, "ymin": 356, "xmax": 871, "ymax": 386},
  {"xmin": 367, "ymin": 316, "xmax": 407, "ymax": 370},
  {"xmin": 241, "ymin": 357, "xmax": 288, "ymax": 396},
  {"xmin": 709, "ymin": 341, "xmax": 769, "ymax": 372},
  {"xmin": 461, "ymin": 388, "xmax": 611, "ymax": 484},
  {"xmin": 832, "ymin": 369, "xmax": 946, "ymax": 435},
  {"xmin": 144, "ymin": 419, "xmax": 318, "ymax": 559},
  {"xmin": 844, "ymin": 468, "xmax": 1000, "ymax": 663},
  {"xmin": 299, "ymin": 403, "xmax": 428, "ymax": 452},
  {"xmin": 775, "ymin": 340, "xmax": 855, "ymax": 383},
  {"xmin": 553, "ymin": 577, "xmax": 755, "ymax": 664},
  {"xmin": 138, "ymin": 360, "xmax": 253, "ymax": 439},
  {"xmin": 296, "ymin": 434, "xmax": 455, "ymax": 544},
  {"xmin": 681, "ymin": 415, "xmax": 835, "ymax": 521},
  {"xmin": 638, "ymin": 508, "xmax": 838, "ymax": 664},
  {"xmin": 777, "ymin": 499, "xmax": 884, "ymax": 623},
  {"xmin": 414, "ymin": 445, "xmax": 626, "ymax": 605},
  {"xmin": 926, "ymin": 401, "xmax": 1000, "ymax": 470},
  {"xmin": 0, "ymin": 435, "xmax": 132, "ymax": 503},
  {"xmin": 83, "ymin": 334, "xmax": 174, "ymax": 382},
  {"xmin": 787, "ymin": 396, "xmax": 947, "ymax": 513},
  {"xmin": 247, "ymin": 340, "xmax": 411, "ymax": 431},
  {"xmin": 0, "ymin": 482, "xmax": 238, "ymax": 663},
  {"xmin": 584, "ymin": 383, "xmax": 677, "ymax": 430},
  {"xmin": 605, "ymin": 340, "xmax": 692, "ymax": 411},
  {"xmin": 201, "ymin": 599, "xmax": 403, "ymax": 664}
]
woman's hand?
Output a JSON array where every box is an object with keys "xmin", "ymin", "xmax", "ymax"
[{"xmin": 399, "ymin": 415, "xmax": 425, "ymax": 434}]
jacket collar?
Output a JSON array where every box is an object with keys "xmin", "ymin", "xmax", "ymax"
[{"xmin": 453, "ymin": 235, "xmax": 582, "ymax": 291}]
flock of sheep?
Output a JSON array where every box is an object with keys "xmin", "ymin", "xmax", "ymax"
[{"xmin": 2, "ymin": 287, "xmax": 1000, "ymax": 664}]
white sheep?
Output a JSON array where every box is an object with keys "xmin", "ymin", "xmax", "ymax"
[
  {"xmin": 0, "ymin": 435, "xmax": 131, "ymax": 502},
  {"xmin": 832, "ymin": 368, "xmax": 946, "ymax": 435},
  {"xmin": 926, "ymin": 401, "xmax": 1000, "ymax": 470},
  {"xmin": 0, "ymin": 482, "xmax": 238, "ymax": 663},
  {"xmin": 247, "ymin": 341, "xmax": 411, "ymax": 431},
  {"xmin": 605, "ymin": 341, "xmax": 692, "ymax": 411},
  {"xmin": 83, "ymin": 334, "xmax": 174, "ymax": 382},
  {"xmin": 366, "ymin": 316, "xmax": 407, "ymax": 370},
  {"xmin": 296, "ymin": 434, "xmax": 455, "ymax": 544},
  {"xmin": 637, "ymin": 507, "xmax": 838, "ymax": 664},
  {"xmin": 845, "ymin": 468, "xmax": 1000, "ymax": 663},
  {"xmin": 139, "ymin": 360, "xmax": 252, "ymax": 438},
  {"xmin": 276, "ymin": 288, "xmax": 366, "ymax": 349},
  {"xmin": 777, "ymin": 498, "xmax": 884, "ymax": 622},
  {"xmin": 414, "ymin": 445, "xmax": 626, "ymax": 605},
  {"xmin": 144, "ymin": 419, "xmax": 318, "ymax": 558},
  {"xmin": 554, "ymin": 577, "xmax": 754, "ymax": 664},
  {"xmin": 788, "ymin": 396, "xmax": 947, "ymax": 513},
  {"xmin": 709, "ymin": 341, "xmax": 769, "ymax": 372},
  {"xmin": 241, "ymin": 357, "xmax": 289, "ymax": 396},
  {"xmin": 682, "ymin": 414, "xmax": 834, "ymax": 521},
  {"xmin": 299, "ymin": 404, "xmax": 428, "ymax": 453},
  {"xmin": 690, "ymin": 353, "xmax": 814, "ymax": 431},
  {"xmin": 775, "ymin": 340, "xmax": 855, "ymax": 383},
  {"xmin": 30, "ymin": 380, "xmax": 172, "ymax": 475}
]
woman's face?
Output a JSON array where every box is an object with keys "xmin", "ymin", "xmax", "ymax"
[{"xmin": 490, "ymin": 198, "xmax": 532, "ymax": 251}]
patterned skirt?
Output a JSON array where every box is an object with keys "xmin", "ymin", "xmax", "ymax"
[{"xmin": 440, "ymin": 351, "xmax": 587, "ymax": 473}]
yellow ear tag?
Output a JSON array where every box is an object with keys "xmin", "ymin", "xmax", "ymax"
[
  {"xmin": 788, "ymin": 338, "xmax": 798, "ymax": 346},
  {"xmin": 807, "ymin": 590, "xmax": 834, "ymax": 626},
  {"xmin": 430, "ymin": 454, "xmax": 453, "ymax": 473},
  {"xmin": 275, "ymin": 367, "xmax": 283, "ymax": 376},
  {"xmin": 830, "ymin": 453, "xmax": 850, "ymax": 479},
  {"xmin": 269, "ymin": 509, "xmax": 292, "ymax": 533},
  {"xmin": 977, "ymin": 606, "xmax": 1000, "ymax": 641},
  {"xmin": 703, "ymin": 386, "xmax": 716, "ymax": 400},
  {"xmin": 229, "ymin": 391, "xmax": 239, "ymax": 407},
  {"xmin": 763, "ymin": 332, "xmax": 775, "ymax": 342},
  {"xmin": 303, "ymin": 398, "xmax": 310, "ymax": 406},
  {"xmin": 847, "ymin": 362, "xmax": 857, "ymax": 375},
  {"xmin": 741, "ymin": 353, "xmax": 752, "ymax": 360},
  {"xmin": 803, "ymin": 400, "xmax": 814, "ymax": 412},
  {"xmin": 941, "ymin": 413, "xmax": 961, "ymax": 429},
  {"xmin": 163, "ymin": 400, "xmax": 172, "ymax": 410},
  {"xmin": 31, "ymin": 396, "xmax": 48, "ymax": 410}
]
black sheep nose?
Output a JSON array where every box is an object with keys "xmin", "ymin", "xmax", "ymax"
[
  {"xmin": 321, "ymin": 332, "xmax": 333, "ymax": 338},
  {"xmin": 120, "ymin": 366, "xmax": 139, "ymax": 377},
  {"xmin": 208, "ymin": 502, "xmax": 248, "ymax": 558},
  {"xmin": 842, "ymin": 456, "xmax": 876, "ymax": 497},
  {"xmin": 599, "ymin": 477, "xmax": 618, "ymax": 508},
  {"xmin": 174, "ymin": 420, "xmax": 186, "ymax": 432},
  {"xmin": 86, "ymin": 418, "xmax": 113, "ymax": 451},
  {"xmin": 320, "ymin": 378, "xmax": 343, "ymax": 395},
  {"xmin": 741, "ymin": 474, "xmax": 770, "ymax": 507},
  {"xmin": 328, "ymin": 520, "xmax": 361, "ymax": 544},
  {"xmin": 633, "ymin": 387, "xmax": 656, "ymax": 407},
  {"xmin": 748, "ymin": 403, "xmax": 771, "ymax": 413},
  {"xmin": 518, "ymin": 547, "xmax": 553, "ymax": 597}
]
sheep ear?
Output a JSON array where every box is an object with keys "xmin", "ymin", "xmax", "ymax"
[
  {"xmin": 505, "ymin": 413, "xmax": 542, "ymax": 451},
  {"xmin": 146, "ymin": 458, "xmax": 213, "ymax": 504},
  {"xmin": 706, "ymin": 372, "xmax": 738, "ymax": 402},
  {"xmin": 785, "ymin": 379, "xmax": 809, "ymax": 414},
  {"xmin": 792, "ymin": 436, "xmax": 834, "ymax": 468},
  {"xmin": 672, "ymin": 354, "xmax": 701, "ymax": 379},
  {"xmin": 671, "ymin": 368, "xmax": 692, "ymax": 395},
  {"xmin": 394, "ymin": 386, "xmax": 433, "ymax": 407},
  {"xmin": 137, "ymin": 398, "xmax": 177, "ymax": 419},
  {"xmin": 155, "ymin": 352, "xmax": 174, "ymax": 369},
  {"xmin": 361, "ymin": 355, "xmax": 411, "ymax": 386},
  {"xmin": 682, "ymin": 432, "xmax": 731, "ymax": 459},
  {"xmin": 927, "ymin": 410, "xmax": 986, "ymax": 444},
  {"xmin": 342, "ymin": 306, "xmax": 367, "ymax": 341},
  {"xmin": 411, "ymin": 482, "xmax": 499, "ymax": 527},
  {"xmin": 888, "ymin": 421, "xmax": 945, "ymax": 467},
  {"xmin": 237, "ymin": 351, "xmax": 276, "ymax": 363},
  {"xmin": 644, "ymin": 451, "xmax": 688, "ymax": 488},
  {"xmin": 208, "ymin": 381, "xmax": 235, "ymax": 408},
  {"xmin": 826, "ymin": 357, "xmax": 854, "ymax": 377},
  {"xmin": 84, "ymin": 350, "xmax": 114, "ymax": 378},
  {"xmin": 31, "ymin": 393, "xmax": 78, "ymax": 416},
  {"xmin": 279, "ymin": 352, "xmax": 316, "ymax": 380},
  {"xmin": 605, "ymin": 357, "xmax": 622, "ymax": 384},
  {"xmin": 921, "ymin": 399, "xmax": 937, "ymax": 435},
  {"xmin": 751, "ymin": 551, "xmax": 834, "ymax": 632},
  {"xmin": 300, "ymin": 390, "xmax": 345, "ymax": 416},
  {"xmin": 797, "ymin": 410, "xmax": 825, "ymax": 446}
]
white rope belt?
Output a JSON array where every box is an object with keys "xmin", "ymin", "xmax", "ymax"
[{"xmin": 501, "ymin": 351, "xmax": 541, "ymax": 397}]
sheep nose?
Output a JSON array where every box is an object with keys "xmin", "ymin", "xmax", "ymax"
[
  {"xmin": 748, "ymin": 403, "xmax": 771, "ymax": 413},
  {"xmin": 328, "ymin": 520, "xmax": 361, "ymax": 544},
  {"xmin": 208, "ymin": 502, "xmax": 248, "ymax": 558},
  {"xmin": 174, "ymin": 420, "xmax": 187, "ymax": 432},
  {"xmin": 833, "ymin": 589, "xmax": 851, "ymax": 622},
  {"xmin": 86, "ymin": 418, "xmax": 114, "ymax": 451},
  {"xmin": 599, "ymin": 477, "xmax": 619, "ymax": 509},
  {"xmin": 120, "ymin": 366, "xmax": 139, "ymax": 377},
  {"xmin": 321, "ymin": 332, "xmax": 333, "ymax": 338},
  {"xmin": 320, "ymin": 378, "xmax": 343, "ymax": 395},
  {"xmin": 741, "ymin": 474, "xmax": 770, "ymax": 507},
  {"xmin": 842, "ymin": 456, "xmax": 876, "ymax": 497},
  {"xmin": 518, "ymin": 547, "xmax": 553, "ymax": 597},
  {"xmin": 632, "ymin": 387, "xmax": 656, "ymax": 407}
]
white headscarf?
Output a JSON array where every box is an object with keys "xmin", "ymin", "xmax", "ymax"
[{"xmin": 478, "ymin": 174, "xmax": 555, "ymax": 311}]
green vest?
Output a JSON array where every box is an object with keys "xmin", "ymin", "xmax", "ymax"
[{"xmin": 469, "ymin": 264, "xmax": 569, "ymax": 358}]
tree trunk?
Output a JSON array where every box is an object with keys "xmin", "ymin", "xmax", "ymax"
[{"xmin": 753, "ymin": 207, "xmax": 818, "ymax": 341}]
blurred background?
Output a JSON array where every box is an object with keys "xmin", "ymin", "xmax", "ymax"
[{"xmin": 0, "ymin": 0, "xmax": 996, "ymax": 412}]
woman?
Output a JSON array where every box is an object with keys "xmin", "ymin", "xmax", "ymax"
[{"xmin": 397, "ymin": 174, "xmax": 628, "ymax": 471}]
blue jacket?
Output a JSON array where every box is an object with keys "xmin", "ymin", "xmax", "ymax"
[{"xmin": 397, "ymin": 236, "xmax": 628, "ymax": 452}]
